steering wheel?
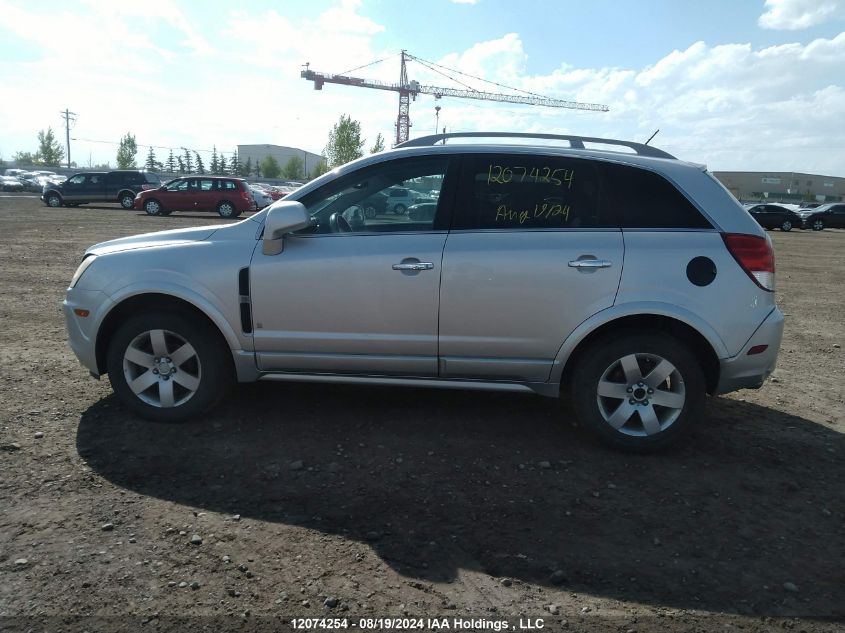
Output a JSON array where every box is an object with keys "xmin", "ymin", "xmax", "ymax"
[{"xmin": 329, "ymin": 212, "xmax": 352, "ymax": 233}]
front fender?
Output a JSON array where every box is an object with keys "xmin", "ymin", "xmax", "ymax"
[
  {"xmin": 547, "ymin": 302, "xmax": 730, "ymax": 384},
  {"xmin": 103, "ymin": 280, "xmax": 248, "ymax": 353}
]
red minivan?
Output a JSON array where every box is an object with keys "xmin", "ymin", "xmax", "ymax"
[{"xmin": 134, "ymin": 176, "xmax": 257, "ymax": 218}]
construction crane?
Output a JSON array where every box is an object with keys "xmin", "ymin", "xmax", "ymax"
[{"xmin": 301, "ymin": 50, "xmax": 609, "ymax": 146}]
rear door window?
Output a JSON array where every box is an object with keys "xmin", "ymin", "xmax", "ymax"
[{"xmin": 453, "ymin": 154, "xmax": 607, "ymax": 230}]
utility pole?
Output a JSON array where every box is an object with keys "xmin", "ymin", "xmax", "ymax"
[{"xmin": 61, "ymin": 109, "xmax": 77, "ymax": 168}]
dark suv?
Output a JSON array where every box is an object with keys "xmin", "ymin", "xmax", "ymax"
[{"xmin": 42, "ymin": 171, "xmax": 161, "ymax": 209}]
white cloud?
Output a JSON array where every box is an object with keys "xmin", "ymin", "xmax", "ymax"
[{"xmin": 759, "ymin": 0, "xmax": 843, "ymax": 30}]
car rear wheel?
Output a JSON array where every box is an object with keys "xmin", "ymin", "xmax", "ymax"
[
  {"xmin": 812, "ymin": 219, "xmax": 824, "ymax": 231},
  {"xmin": 119, "ymin": 193, "xmax": 136, "ymax": 209},
  {"xmin": 364, "ymin": 205, "xmax": 377, "ymax": 219},
  {"xmin": 45, "ymin": 193, "xmax": 62, "ymax": 207},
  {"xmin": 106, "ymin": 311, "xmax": 233, "ymax": 422},
  {"xmin": 393, "ymin": 204, "xmax": 406, "ymax": 215},
  {"xmin": 144, "ymin": 199, "xmax": 162, "ymax": 216},
  {"xmin": 217, "ymin": 201, "xmax": 240, "ymax": 218},
  {"xmin": 780, "ymin": 220, "xmax": 792, "ymax": 231},
  {"xmin": 571, "ymin": 333, "xmax": 705, "ymax": 452}
]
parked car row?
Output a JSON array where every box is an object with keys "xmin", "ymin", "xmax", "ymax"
[
  {"xmin": 3, "ymin": 168, "xmax": 67, "ymax": 192},
  {"xmin": 744, "ymin": 202, "xmax": 845, "ymax": 231}
]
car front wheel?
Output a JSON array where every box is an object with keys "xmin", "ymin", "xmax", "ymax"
[
  {"xmin": 144, "ymin": 199, "xmax": 163, "ymax": 216},
  {"xmin": 393, "ymin": 204, "xmax": 406, "ymax": 215},
  {"xmin": 571, "ymin": 333, "xmax": 705, "ymax": 452},
  {"xmin": 45, "ymin": 193, "xmax": 62, "ymax": 207},
  {"xmin": 106, "ymin": 311, "xmax": 233, "ymax": 422},
  {"xmin": 812, "ymin": 219, "xmax": 824, "ymax": 231},
  {"xmin": 780, "ymin": 220, "xmax": 792, "ymax": 231}
]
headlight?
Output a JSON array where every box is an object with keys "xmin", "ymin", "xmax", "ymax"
[{"xmin": 70, "ymin": 255, "xmax": 97, "ymax": 288}]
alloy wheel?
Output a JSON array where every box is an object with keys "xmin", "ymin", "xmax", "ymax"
[
  {"xmin": 122, "ymin": 329, "xmax": 201, "ymax": 408},
  {"xmin": 596, "ymin": 352, "xmax": 686, "ymax": 436}
]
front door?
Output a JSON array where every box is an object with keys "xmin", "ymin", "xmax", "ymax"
[{"xmin": 250, "ymin": 155, "xmax": 455, "ymax": 376}]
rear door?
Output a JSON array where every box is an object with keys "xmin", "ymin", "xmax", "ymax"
[
  {"xmin": 438, "ymin": 153, "xmax": 623, "ymax": 382},
  {"xmin": 195, "ymin": 178, "xmax": 216, "ymax": 211}
]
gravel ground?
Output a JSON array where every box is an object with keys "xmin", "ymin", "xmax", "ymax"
[{"xmin": 0, "ymin": 195, "xmax": 843, "ymax": 633}]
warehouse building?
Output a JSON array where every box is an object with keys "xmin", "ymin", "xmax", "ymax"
[
  {"xmin": 713, "ymin": 171, "xmax": 844, "ymax": 204},
  {"xmin": 238, "ymin": 144, "xmax": 324, "ymax": 177}
]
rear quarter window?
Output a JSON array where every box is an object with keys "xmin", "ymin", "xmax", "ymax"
[{"xmin": 601, "ymin": 163, "xmax": 712, "ymax": 229}]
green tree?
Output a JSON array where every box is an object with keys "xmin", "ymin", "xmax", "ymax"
[
  {"xmin": 230, "ymin": 150, "xmax": 239, "ymax": 176},
  {"xmin": 166, "ymin": 149, "xmax": 177, "ymax": 173},
  {"xmin": 281, "ymin": 155, "xmax": 304, "ymax": 180},
  {"xmin": 195, "ymin": 151, "xmax": 205, "ymax": 175},
  {"xmin": 182, "ymin": 148, "xmax": 193, "ymax": 174},
  {"xmin": 308, "ymin": 159, "xmax": 329, "ymax": 180},
  {"xmin": 242, "ymin": 157, "xmax": 253, "ymax": 178},
  {"xmin": 325, "ymin": 114, "xmax": 364, "ymax": 167},
  {"xmin": 370, "ymin": 132, "xmax": 385, "ymax": 154},
  {"xmin": 35, "ymin": 127, "xmax": 66, "ymax": 166},
  {"xmin": 261, "ymin": 156, "xmax": 282, "ymax": 178},
  {"xmin": 210, "ymin": 146, "xmax": 219, "ymax": 174},
  {"xmin": 116, "ymin": 132, "xmax": 137, "ymax": 169},
  {"xmin": 145, "ymin": 147, "xmax": 157, "ymax": 170},
  {"xmin": 13, "ymin": 151, "xmax": 36, "ymax": 165},
  {"xmin": 177, "ymin": 156, "xmax": 185, "ymax": 173}
]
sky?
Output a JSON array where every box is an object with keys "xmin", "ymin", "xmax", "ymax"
[{"xmin": 1, "ymin": 0, "xmax": 844, "ymax": 174}]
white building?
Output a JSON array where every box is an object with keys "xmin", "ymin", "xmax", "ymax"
[{"xmin": 237, "ymin": 144, "xmax": 323, "ymax": 178}]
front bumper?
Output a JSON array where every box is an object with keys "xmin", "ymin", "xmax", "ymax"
[
  {"xmin": 714, "ymin": 307, "xmax": 784, "ymax": 394},
  {"xmin": 63, "ymin": 288, "xmax": 114, "ymax": 377}
]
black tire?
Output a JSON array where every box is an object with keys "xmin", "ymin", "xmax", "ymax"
[
  {"xmin": 144, "ymin": 199, "xmax": 163, "ymax": 216},
  {"xmin": 393, "ymin": 203, "xmax": 406, "ymax": 215},
  {"xmin": 119, "ymin": 192, "xmax": 136, "ymax": 209},
  {"xmin": 45, "ymin": 193, "xmax": 63, "ymax": 208},
  {"xmin": 106, "ymin": 311, "xmax": 233, "ymax": 422},
  {"xmin": 364, "ymin": 205, "xmax": 377, "ymax": 219},
  {"xmin": 570, "ymin": 332, "xmax": 705, "ymax": 452},
  {"xmin": 811, "ymin": 219, "xmax": 824, "ymax": 231},
  {"xmin": 780, "ymin": 220, "xmax": 792, "ymax": 231},
  {"xmin": 217, "ymin": 201, "xmax": 240, "ymax": 218}
]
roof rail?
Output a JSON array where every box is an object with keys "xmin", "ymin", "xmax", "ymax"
[{"xmin": 396, "ymin": 132, "xmax": 676, "ymax": 159}]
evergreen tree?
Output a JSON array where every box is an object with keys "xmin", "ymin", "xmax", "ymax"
[
  {"xmin": 210, "ymin": 146, "xmax": 219, "ymax": 174},
  {"xmin": 177, "ymin": 156, "xmax": 185, "ymax": 173},
  {"xmin": 182, "ymin": 148, "xmax": 193, "ymax": 174},
  {"xmin": 145, "ymin": 147, "xmax": 157, "ymax": 170},
  {"xmin": 242, "ymin": 157, "xmax": 253, "ymax": 178},
  {"xmin": 195, "ymin": 151, "xmax": 205, "ymax": 175},
  {"xmin": 166, "ymin": 149, "xmax": 177, "ymax": 173},
  {"xmin": 231, "ymin": 150, "xmax": 240, "ymax": 176},
  {"xmin": 255, "ymin": 160, "xmax": 262, "ymax": 178}
]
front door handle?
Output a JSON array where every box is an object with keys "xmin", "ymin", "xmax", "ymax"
[
  {"xmin": 392, "ymin": 262, "xmax": 434, "ymax": 271},
  {"xmin": 568, "ymin": 258, "xmax": 612, "ymax": 269}
]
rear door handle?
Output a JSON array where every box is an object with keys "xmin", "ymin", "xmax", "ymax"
[
  {"xmin": 568, "ymin": 259, "xmax": 612, "ymax": 269},
  {"xmin": 392, "ymin": 262, "xmax": 434, "ymax": 271}
]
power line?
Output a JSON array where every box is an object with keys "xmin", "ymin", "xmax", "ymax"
[{"xmin": 70, "ymin": 137, "xmax": 238, "ymax": 157}]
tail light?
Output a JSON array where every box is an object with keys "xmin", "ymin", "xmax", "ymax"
[{"xmin": 722, "ymin": 233, "xmax": 775, "ymax": 291}]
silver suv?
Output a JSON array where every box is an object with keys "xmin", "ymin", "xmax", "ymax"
[{"xmin": 64, "ymin": 133, "xmax": 784, "ymax": 451}]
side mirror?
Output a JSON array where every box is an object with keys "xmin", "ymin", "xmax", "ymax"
[{"xmin": 262, "ymin": 201, "xmax": 310, "ymax": 255}]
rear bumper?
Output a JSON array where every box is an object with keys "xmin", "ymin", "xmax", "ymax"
[{"xmin": 714, "ymin": 307, "xmax": 784, "ymax": 394}]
